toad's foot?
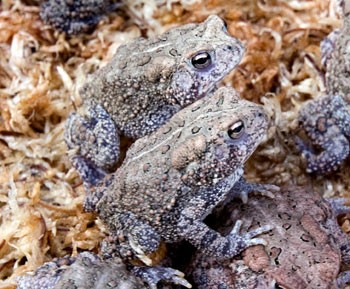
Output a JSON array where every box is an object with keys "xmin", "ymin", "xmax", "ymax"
[
  {"xmin": 228, "ymin": 220, "xmax": 273, "ymax": 249},
  {"xmin": 132, "ymin": 266, "xmax": 192, "ymax": 289},
  {"xmin": 326, "ymin": 197, "xmax": 350, "ymax": 216},
  {"xmin": 65, "ymin": 104, "xmax": 120, "ymax": 185},
  {"xmin": 295, "ymin": 135, "xmax": 349, "ymax": 175},
  {"xmin": 334, "ymin": 271, "xmax": 350, "ymax": 288},
  {"xmin": 297, "ymin": 94, "xmax": 350, "ymax": 174},
  {"xmin": 230, "ymin": 177, "xmax": 279, "ymax": 203},
  {"xmin": 204, "ymin": 220, "xmax": 273, "ymax": 259}
]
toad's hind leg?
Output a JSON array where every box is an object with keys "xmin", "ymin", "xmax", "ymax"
[
  {"xmin": 65, "ymin": 104, "xmax": 120, "ymax": 185},
  {"xmin": 101, "ymin": 212, "xmax": 192, "ymax": 289},
  {"xmin": 335, "ymin": 271, "xmax": 350, "ymax": 288},
  {"xmin": 102, "ymin": 212, "xmax": 162, "ymax": 266}
]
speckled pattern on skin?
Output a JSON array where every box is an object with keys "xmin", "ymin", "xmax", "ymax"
[
  {"xmin": 65, "ymin": 15, "xmax": 245, "ymax": 184},
  {"xmin": 40, "ymin": 0, "xmax": 119, "ymax": 34},
  {"xmin": 324, "ymin": 1, "xmax": 350, "ymax": 97},
  {"xmin": 298, "ymin": 94, "xmax": 350, "ymax": 174},
  {"xmin": 16, "ymin": 252, "xmax": 145, "ymax": 289},
  {"xmin": 297, "ymin": 4, "xmax": 350, "ymax": 174},
  {"xmin": 188, "ymin": 186, "xmax": 350, "ymax": 289},
  {"xmin": 88, "ymin": 86, "xmax": 277, "ymax": 265}
]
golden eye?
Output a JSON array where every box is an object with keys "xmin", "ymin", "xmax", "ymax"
[
  {"xmin": 228, "ymin": 120, "xmax": 244, "ymax": 139},
  {"xmin": 191, "ymin": 51, "xmax": 212, "ymax": 69}
]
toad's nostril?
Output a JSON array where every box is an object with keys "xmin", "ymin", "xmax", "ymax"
[
  {"xmin": 222, "ymin": 19, "xmax": 228, "ymax": 31},
  {"xmin": 227, "ymin": 45, "xmax": 232, "ymax": 50}
]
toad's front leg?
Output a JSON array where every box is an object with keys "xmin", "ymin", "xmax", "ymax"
[
  {"xmin": 178, "ymin": 178, "xmax": 273, "ymax": 259},
  {"xmin": 297, "ymin": 95, "xmax": 350, "ymax": 174},
  {"xmin": 65, "ymin": 104, "xmax": 120, "ymax": 185},
  {"xmin": 296, "ymin": 132, "xmax": 349, "ymax": 175}
]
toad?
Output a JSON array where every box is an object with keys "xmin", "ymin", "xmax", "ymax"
[
  {"xmin": 188, "ymin": 186, "xmax": 350, "ymax": 289},
  {"xmin": 297, "ymin": 2, "xmax": 350, "ymax": 174},
  {"xmin": 88, "ymin": 86, "xmax": 277, "ymax": 266},
  {"xmin": 65, "ymin": 15, "xmax": 245, "ymax": 185}
]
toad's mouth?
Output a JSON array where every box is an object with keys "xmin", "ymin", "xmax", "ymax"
[
  {"xmin": 195, "ymin": 64, "xmax": 237, "ymax": 99},
  {"xmin": 202, "ymin": 82, "xmax": 218, "ymax": 98}
]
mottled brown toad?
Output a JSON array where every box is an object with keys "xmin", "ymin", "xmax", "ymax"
[
  {"xmin": 65, "ymin": 15, "xmax": 245, "ymax": 184},
  {"xmin": 87, "ymin": 86, "xmax": 276, "ymax": 265},
  {"xmin": 188, "ymin": 186, "xmax": 350, "ymax": 289}
]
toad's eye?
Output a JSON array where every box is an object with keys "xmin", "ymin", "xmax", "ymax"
[
  {"xmin": 191, "ymin": 52, "xmax": 212, "ymax": 69},
  {"xmin": 228, "ymin": 120, "xmax": 244, "ymax": 139}
]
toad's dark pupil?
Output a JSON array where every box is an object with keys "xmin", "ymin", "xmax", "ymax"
[
  {"xmin": 191, "ymin": 52, "xmax": 212, "ymax": 69},
  {"xmin": 228, "ymin": 120, "xmax": 244, "ymax": 139}
]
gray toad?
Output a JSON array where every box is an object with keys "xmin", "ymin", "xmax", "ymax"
[
  {"xmin": 297, "ymin": 2, "xmax": 350, "ymax": 174},
  {"xmin": 87, "ymin": 86, "xmax": 277, "ymax": 265},
  {"xmin": 188, "ymin": 186, "xmax": 350, "ymax": 289},
  {"xmin": 17, "ymin": 252, "xmax": 145, "ymax": 289},
  {"xmin": 17, "ymin": 252, "xmax": 189, "ymax": 289},
  {"xmin": 323, "ymin": 0, "xmax": 350, "ymax": 97},
  {"xmin": 40, "ymin": 0, "xmax": 119, "ymax": 35},
  {"xmin": 65, "ymin": 15, "xmax": 245, "ymax": 184}
]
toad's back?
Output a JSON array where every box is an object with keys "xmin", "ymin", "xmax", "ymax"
[{"xmin": 93, "ymin": 87, "xmax": 268, "ymax": 240}]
